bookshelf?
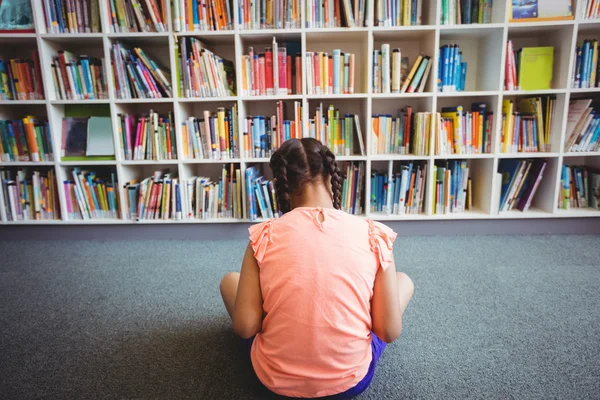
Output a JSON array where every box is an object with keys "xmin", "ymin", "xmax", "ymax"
[{"xmin": 0, "ymin": 0, "xmax": 599, "ymax": 225}]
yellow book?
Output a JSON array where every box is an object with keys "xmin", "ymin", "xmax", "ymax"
[
  {"xmin": 519, "ymin": 47, "xmax": 554, "ymax": 90},
  {"xmin": 217, "ymin": 108, "xmax": 226, "ymax": 158},
  {"xmin": 502, "ymin": 100, "xmax": 514, "ymax": 153},
  {"xmin": 182, "ymin": 123, "xmax": 189, "ymax": 158},
  {"xmin": 400, "ymin": 54, "xmax": 424, "ymax": 93},
  {"xmin": 592, "ymin": 40, "xmax": 599, "ymax": 88}
]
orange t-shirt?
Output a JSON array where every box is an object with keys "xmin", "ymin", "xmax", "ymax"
[{"xmin": 248, "ymin": 207, "xmax": 397, "ymax": 398}]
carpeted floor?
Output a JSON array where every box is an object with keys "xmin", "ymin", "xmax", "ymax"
[{"xmin": 1, "ymin": 235, "xmax": 600, "ymax": 399}]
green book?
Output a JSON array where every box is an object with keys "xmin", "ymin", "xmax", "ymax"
[{"xmin": 518, "ymin": 47, "xmax": 554, "ymax": 90}]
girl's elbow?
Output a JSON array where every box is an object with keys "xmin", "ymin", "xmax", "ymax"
[
  {"xmin": 232, "ymin": 317, "xmax": 261, "ymax": 339},
  {"xmin": 375, "ymin": 321, "xmax": 403, "ymax": 343}
]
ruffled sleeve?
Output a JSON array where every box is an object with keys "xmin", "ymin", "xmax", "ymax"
[
  {"xmin": 248, "ymin": 220, "xmax": 273, "ymax": 263},
  {"xmin": 368, "ymin": 220, "xmax": 398, "ymax": 271}
]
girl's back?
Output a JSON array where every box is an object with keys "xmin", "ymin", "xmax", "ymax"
[{"xmin": 249, "ymin": 207, "xmax": 395, "ymax": 397}]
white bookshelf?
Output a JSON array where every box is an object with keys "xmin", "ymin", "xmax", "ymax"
[{"xmin": 1, "ymin": 0, "xmax": 599, "ymax": 224}]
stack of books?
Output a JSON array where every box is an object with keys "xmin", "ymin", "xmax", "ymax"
[
  {"xmin": 42, "ymin": 0, "xmax": 101, "ymax": 33},
  {"xmin": 51, "ymin": 52, "xmax": 108, "ymax": 100},
  {"xmin": 0, "ymin": 53, "xmax": 44, "ymax": 100},
  {"xmin": 182, "ymin": 105, "xmax": 239, "ymax": 160},
  {"xmin": 371, "ymin": 109, "xmax": 432, "ymax": 155},
  {"xmin": 0, "ymin": 117, "xmax": 53, "ymax": 162},
  {"xmin": 240, "ymin": 40, "xmax": 301, "ymax": 97},
  {"xmin": 64, "ymin": 168, "xmax": 119, "ymax": 220},
  {"xmin": 341, "ymin": 162, "xmax": 365, "ymax": 215},
  {"xmin": 505, "ymin": 43, "xmax": 554, "ymax": 91},
  {"xmin": 441, "ymin": 0, "xmax": 493, "ymax": 24},
  {"xmin": 438, "ymin": 45, "xmax": 467, "ymax": 92},
  {"xmin": 246, "ymin": 166, "xmax": 278, "ymax": 221},
  {"xmin": 564, "ymin": 99, "xmax": 600, "ymax": 153},
  {"xmin": 173, "ymin": 0, "xmax": 234, "ymax": 31},
  {"xmin": 501, "ymin": 97, "xmax": 555, "ymax": 153},
  {"xmin": 306, "ymin": 50, "xmax": 355, "ymax": 95},
  {"xmin": 373, "ymin": 46, "xmax": 431, "ymax": 94},
  {"xmin": 306, "ymin": 0, "xmax": 367, "ymax": 28},
  {"xmin": 107, "ymin": 0, "xmax": 168, "ymax": 32},
  {"xmin": 117, "ymin": 111, "xmax": 176, "ymax": 161},
  {"xmin": 308, "ymin": 104, "xmax": 364, "ymax": 156},
  {"xmin": 433, "ymin": 160, "xmax": 471, "ymax": 214},
  {"xmin": 239, "ymin": 0, "xmax": 301, "ymax": 29},
  {"xmin": 437, "ymin": 104, "xmax": 493, "ymax": 155},
  {"xmin": 244, "ymin": 101, "xmax": 303, "ymax": 158},
  {"xmin": 581, "ymin": 0, "xmax": 600, "ymax": 20},
  {"xmin": 1, "ymin": 168, "xmax": 60, "ymax": 221},
  {"xmin": 111, "ymin": 42, "xmax": 172, "ymax": 99},
  {"xmin": 498, "ymin": 159, "xmax": 547, "ymax": 212},
  {"xmin": 374, "ymin": 0, "xmax": 423, "ymax": 26},
  {"xmin": 176, "ymin": 37, "xmax": 235, "ymax": 98},
  {"xmin": 572, "ymin": 39, "xmax": 600, "ymax": 89},
  {"xmin": 371, "ymin": 160, "xmax": 427, "ymax": 215},
  {"xmin": 560, "ymin": 165, "xmax": 600, "ymax": 210}
]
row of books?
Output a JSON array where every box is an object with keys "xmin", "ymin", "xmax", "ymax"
[
  {"xmin": 173, "ymin": 0, "xmax": 233, "ymax": 31},
  {"xmin": 505, "ymin": 43, "xmax": 554, "ymax": 91},
  {"xmin": 372, "ymin": 46, "xmax": 432, "ymax": 94},
  {"xmin": 108, "ymin": 0, "xmax": 168, "ymax": 33},
  {"xmin": 306, "ymin": 50, "xmax": 355, "ymax": 95},
  {"xmin": 51, "ymin": 52, "xmax": 108, "ymax": 100},
  {"xmin": 371, "ymin": 109, "xmax": 431, "ymax": 155},
  {"xmin": 176, "ymin": 37, "xmax": 234, "ymax": 98},
  {"xmin": 438, "ymin": 44, "xmax": 467, "ymax": 92},
  {"xmin": 374, "ymin": 0, "xmax": 423, "ymax": 26},
  {"xmin": 64, "ymin": 168, "xmax": 120, "ymax": 220},
  {"xmin": 572, "ymin": 40, "xmax": 600, "ymax": 89},
  {"xmin": 241, "ymin": 40, "xmax": 300, "ymax": 97},
  {"xmin": 561, "ymin": 165, "xmax": 600, "ymax": 210},
  {"xmin": 1, "ymin": 168, "xmax": 59, "ymax": 221},
  {"xmin": 341, "ymin": 162, "xmax": 365, "ymax": 215},
  {"xmin": 118, "ymin": 111, "xmax": 176, "ymax": 161},
  {"xmin": 306, "ymin": 0, "xmax": 367, "ymax": 28},
  {"xmin": 437, "ymin": 105, "xmax": 493, "ymax": 155},
  {"xmin": 440, "ymin": 0, "xmax": 493, "ymax": 25},
  {"xmin": 565, "ymin": 99, "xmax": 600, "ymax": 153},
  {"xmin": 581, "ymin": 0, "xmax": 600, "ymax": 20},
  {"xmin": 433, "ymin": 160, "xmax": 471, "ymax": 214},
  {"xmin": 238, "ymin": 0, "xmax": 301, "ymax": 30},
  {"xmin": 501, "ymin": 97, "xmax": 554, "ymax": 153},
  {"xmin": 42, "ymin": 0, "xmax": 101, "ymax": 34},
  {"xmin": 111, "ymin": 42, "xmax": 172, "ymax": 99},
  {"xmin": 498, "ymin": 159, "xmax": 547, "ymax": 212},
  {"xmin": 0, "ymin": 54, "xmax": 44, "ymax": 101},
  {"xmin": 182, "ymin": 105, "xmax": 239, "ymax": 160},
  {"xmin": 371, "ymin": 161, "xmax": 426, "ymax": 215},
  {"xmin": 1, "ymin": 117, "xmax": 53, "ymax": 162},
  {"xmin": 246, "ymin": 166, "xmax": 278, "ymax": 220},
  {"xmin": 309, "ymin": 104, "xmax": 365, "ymax": 156}
]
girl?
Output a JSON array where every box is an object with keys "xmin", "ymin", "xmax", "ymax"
[{"xmin": 220, "ymin": 138, "xmax": 414, "ymax": 399}]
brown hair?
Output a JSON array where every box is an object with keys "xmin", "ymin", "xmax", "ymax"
[{"xmin": 269, "ymin": 138, "xmax": 342, "ymax": 214}]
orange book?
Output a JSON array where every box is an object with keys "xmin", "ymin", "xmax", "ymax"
[
  {"xmin": 407, "ymin": 171, "xmax": 416, "ymax": 207},
  {"xmin": 182, "ymin": 123, "xmax": 189, "ymax": 158},
  {"xmin": 22, "ymin": 117, "xmax": 40, "ymax": 161}
]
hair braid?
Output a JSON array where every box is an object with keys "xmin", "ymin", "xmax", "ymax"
[
  {"xmin": 272, "ymin": 153, "xmax": 292, "ymax": 214},
  {"xmin": 321, "ymin": 147, "xmax": 343, "ymax": 210}
]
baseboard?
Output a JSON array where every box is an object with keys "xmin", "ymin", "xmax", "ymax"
[{"xmin": 1, "ymin": 218, "xmax": 598, "ymax": 241}]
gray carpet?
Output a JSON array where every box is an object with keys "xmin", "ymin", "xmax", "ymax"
[{"xmin": 1, "ymin": 235, "xmax": 600, "ymax": 400}]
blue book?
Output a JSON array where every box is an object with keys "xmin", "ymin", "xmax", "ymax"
[
  {"xmin": 370, "ymin": 174, "xmax": 377, "ymax": 209},
  {"xmin": 442, "ymin": 45, "xmax": 451, "ymax": 91},
  {"xmin": 80, "ymin": 57, "xmax": 95, "ymax": 99},
  {"xmin": 246, "ymin": 167, "xmax": 257, "ymax": 220},
  {"xmin": 454, "ymin": 50, "xmax": 462, "ymax": 91},
  {"xmin": 448, "ymin": 45, "xmax": 456, "ymax": 91},
  {"xmin": 437, "ymin": 49, "xmax": 443, "ymax": 91},
  {"xmin": 460, "ymin": 62, "xmax": 467, "ymax": 91},
  {"xmin": 582, "ymin": 41, "xmax": 591, "ymax": 88},
  {"xmin": 499, "ymin": 160, "xmax": 522, "ymax": 211},
  {"xmin": 394, "ymin": 173, "xmax": 401, "ymax": 210}
]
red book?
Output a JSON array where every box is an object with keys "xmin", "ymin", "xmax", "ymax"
[
  {"xmin": 22, "ymin": 61, "xmax": 33, "ymax": 99},
  {"xmin": 253, "ymin": 54, "xmax": 259, "ymax": 96},
  {"xmin": 313, "ymin": 53, "xmax": 320, "ymax": 94},
  {"xmin": 286, "ymin": 55, "xmax": 292, "ymax": 95},
  {"xmin": 258, "ymin": 53, "xmax": 266, "ymax": 95},
  {"xmin": 278, "ymin": 48, "xmax": 287, "ymax": 95},
  {"xmin": 32, "ymin": 52, "xmax": 44, "ymax": 99},
  {"xmin": 295, "ymin": 54, "xmax": 301, "ymax": 94},
  {"xmin": 58, "ymin": 53, "xmax": 73, "ymax": 99},
  {"xmin": 265, "ymin": 48, "xmax": 274, "ymax": 95}
]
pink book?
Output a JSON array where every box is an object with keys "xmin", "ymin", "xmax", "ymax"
[
  {"xmin": 135, "ymin": 118, "xmax": 143, "ymax": 159},
  {"xmin": 278, "ymin": 47, "xmax": 287, "ymax": 95},
  {"xmin": 349, "ymin": 54, "xmax": 355, "ymax": 94},
  {"xmin": 64, "ymin": 182, "xmax": 72, "ymax": 217},
  {"xmin": 253, "ymin": 55, "xmax": 259, "ymax": 96},
  {"xmin": 125, "ymin": 115, "xmax": 133, "ymax": 160},
  {"xmin": 313, "ymin": 53, "xmax": 320, "ymax": 94}
]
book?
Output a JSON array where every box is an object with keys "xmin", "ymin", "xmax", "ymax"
[
  {"xmin": 111, "ymin": 41, "xmax": 172, "ymax": 99},
  {"xmin": 0, "ymin": 0, "xmax": 34, "ymax": 32},
  {"xmin": 510, "ymin": 0, "xmax": 573, "ymax": 22},
  {"xmin": 306, "ymin": 49, "xmax": 355, "ymax": 95},
  {"xmin": 564, "ymin": 99, "xmax": 600, "ymax": 153},
  {"xmin": 65, "ymin": 168, "xmax": 119, "ymax": 220},
  {"xmin": 498, "ymin": 159, "xmax": 547, "ymax": 212},
  {"xmin": 305, "ymin": 0, "xmax": 367, "ymax": 28},
  {"xmin": 307, "ymin": 104, "xmax": 363, "ymax": 157},
  {"xmin": 501, "ymin": 96, "xmax": 556, "ymax": 153},
  {"xmin": 432, "ymin": 160, "xmax": 470, "ymax": 214},
  {"xmin": 0, "ymin": 52, "xmax": 45, "ymax": 100},
  {"xmin": 441, "ymin": 0, "xmax": 493, "ymax": 24},
  {"xmin": 371, "ymin": 109, "xmax": 433, "ymax": 155},
  {"xmin": 51, "ymin": 52, "xmax": 108, "ymax": 100},
  {"xmin": 559, "ymin": 165, "xmax": 600, "ymax": 210},
  {"xmin": 0, "ymin": 117, "xmax": 53, "ymax": 162},
  {"xmin": 238, "ymin": 0, "xmax": 300, "ymax": 30},
  {"xmin": 182, "ymin": 105, "xmax": 237, "ymax": 160},
  {"xmin": 375, "ymin": 0, "xmax": 423, "ymax": 26},
  {"xmin": 42, "ymin": 0, "xmax": 101, "ymax": 33},
  {"xmin": 437, "ymin": 104, "xmax": 493, "ymax": 155},
  {"xmin": 341, "ymin": 162, "xmax": 365, "ymax": 215},
  {"xmin": 371, "ymin": 161, "xmax": 427, "ymax": 215},
  {"xmin": 86, "ymin": 117, "xmax": 114, "ymax": 157},
  {"xmin": 106, "ymin": 0, "xmax": 167, "ymax": 33},
  {"xmin": 62, "ymin": 117, "xmax": 116, "ymax": 161},
  {"xmin": 245, "ymin": 166, "xmax": 278, "ymax": 221},
  {"xmin": 438, "ymin": 44, "xmax": 467, "ymax": 92},
  {"xmin": 517, "ymin": 47, "xmax": 554, "ymax": 91},
  {"xmin": 1, "ymin": 168, "xmax": 60, "ymax": 221}
]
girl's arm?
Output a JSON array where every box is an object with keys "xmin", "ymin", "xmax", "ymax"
[
  {"xmin": 371, "ymin": 256, "xmax": 403, "ymax": 343},
  {"xmin": 232, "ymin": 243, "xmax": 264, "ymax": 339}
]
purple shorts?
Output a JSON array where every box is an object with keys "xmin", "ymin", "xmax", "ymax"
[{"xmin": 243, "ymin": 332, "xmax": 386, "ymax": 399}]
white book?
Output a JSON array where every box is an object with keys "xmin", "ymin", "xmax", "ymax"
[
  {"xmin": 382, "ymin": 44, "xmax": 391, "ymax": 94},
  {"xmin": 392, "ymin": 49, "xmax": 401, "ymax": 93}
]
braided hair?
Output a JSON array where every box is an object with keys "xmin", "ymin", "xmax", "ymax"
[{"xmin": 269, "ymin": 138, "xmax": 342, "ymax": 214}]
